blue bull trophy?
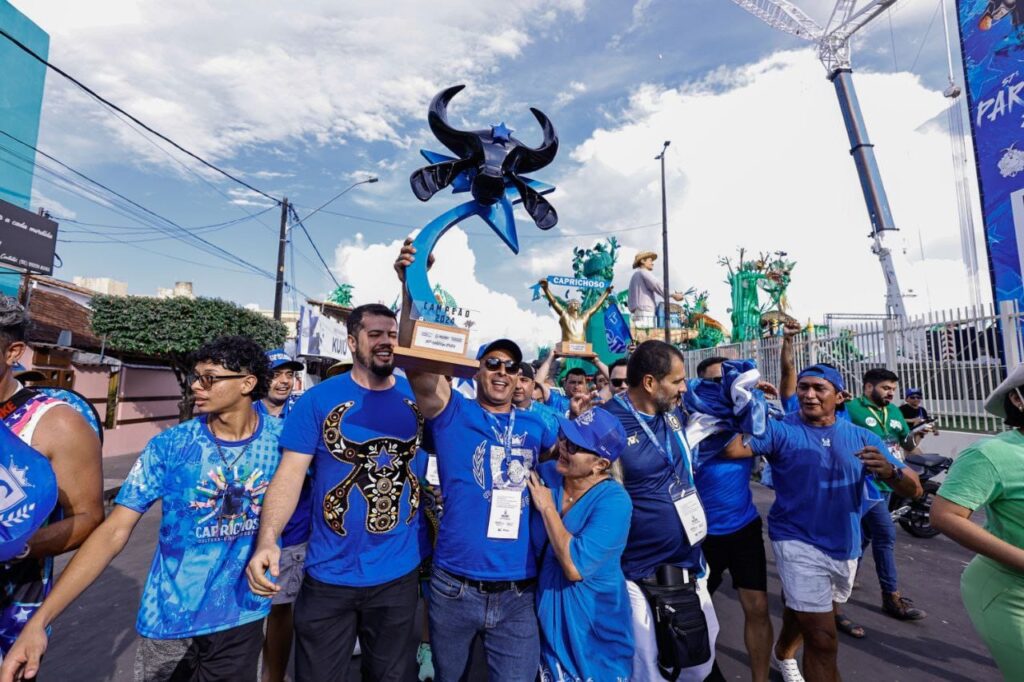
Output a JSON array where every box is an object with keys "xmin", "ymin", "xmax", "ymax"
[{"xmin": 393, "ymin": 84, "xmax": 559, "ymax": 377}]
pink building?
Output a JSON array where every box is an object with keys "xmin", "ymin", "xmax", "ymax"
[{"xmin": 19, "ymin": 276, "xmax": 180, "ymax": 458}]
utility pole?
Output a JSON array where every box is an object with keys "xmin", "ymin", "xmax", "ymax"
[
  {"xmin": 273, "ymin": 197, "xmax": 289, "ymax": 321},
  {"xmin": 656, "ymin": 141, "xmax": 672, "ymax": 343}
]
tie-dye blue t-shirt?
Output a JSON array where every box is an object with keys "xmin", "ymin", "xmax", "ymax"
[{"xmin": 116, "ymin": 413, "xmax": 282, "ymax": 639}]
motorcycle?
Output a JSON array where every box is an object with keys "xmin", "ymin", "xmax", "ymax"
[{"xmin": 888, "ymin": 453, "xmax": 952, "ymax": 539}]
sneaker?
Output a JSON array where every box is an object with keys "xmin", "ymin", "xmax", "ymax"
[
  {"xmin": 882, "ymin": 591, "xmax": 926, "ymax": 620},
  {"xmin": 417, "ymin": 642, "xmax": 435, "ymax": 682},
  {"xmin": 770, "ymin": 648, "xmax": 804, "ymax": 682}
]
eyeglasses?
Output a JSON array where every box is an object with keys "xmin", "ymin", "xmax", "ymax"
[
  {"xmin": 188, "ymin": 373, "xmax": 250, "ymax": 390},
  {"xmin": 483, "ymin": 357, "xmax": 520, "ymax": 374},
  {"xmin": 611, "ymin": 378, "xmax": 627, "ymax": 387}
]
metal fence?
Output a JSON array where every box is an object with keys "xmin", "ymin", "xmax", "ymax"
[{"xmin": 681, "ymin": 301, "xmax": 1023, "ymax": 434}]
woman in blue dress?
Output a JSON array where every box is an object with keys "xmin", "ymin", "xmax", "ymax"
[{"xmin": 527, "ymin": 407, "xmax": 634, "ymax": 682}]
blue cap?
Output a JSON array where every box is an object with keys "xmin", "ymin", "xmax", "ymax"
[
  {"xmin": 798, "ymin": 364, "xmax": 845, "ymax": 392},
  {"xmin": 906, "ymin": 388, "xmax": 922, "ymax": 398},
  {"xmin": 557, "ymin": 407, "xmax": 627, "ymax": 462},
  {"xmin": 475, "ymin": 339, "xmax": 522, "ymax": 364},
  {"xmin": 265, "ymin": 349, "xmax": 304, "ymax": 371}
]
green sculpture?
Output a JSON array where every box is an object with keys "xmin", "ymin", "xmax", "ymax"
[
  {"xmin": 328, "ymin": 284, "xmax": 354, "ymax": 307},
  {"xmin": 720, "ymin": 249, "xmax": 798, "ymax": 342},
  {"xmin": 571, "ymin": 237, "xmax": 623, "ymax": 367},
  {"xmin": 680, "ymin": 291, "xmax": 726, "ymax": 349}
]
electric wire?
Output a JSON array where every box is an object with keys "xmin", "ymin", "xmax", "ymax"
[
  {"xmin": 0, "ymin": 129, "xmax": 275, "ymax": 278},
  {"xmin": 0, "ymin": 26, "xmax": 280, "ymax": 205},
  {"xmin": 5, "ymin": 146, "xmax": 271, "ymax": 269},
  {"xmin": 288, "ymin": 205, "xmax": 342, "ymax": 289}
]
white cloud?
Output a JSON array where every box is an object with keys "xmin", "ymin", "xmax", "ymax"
[
  {"xmin": 531, "ymin": 49, "xmax": 981, "ymax": 327},
  {"xmin": 335, "ymin": 228, "xmax": 558, "ymax": 357},
  {"xmin": 554, "ymin": 80, "xmax": 588, "ymax": 108},
  {"xmin": 24, "ymin": 0, "xmax": 590, "ymax": 172}
]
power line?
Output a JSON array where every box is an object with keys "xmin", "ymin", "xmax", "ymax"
[
  {"xmin": 288, "ymin": 205, "xmax": 341, "ymax": 289},
  {"xmin": 0, "ymin": 26, "xmax": 280, "ymax": 205},
  {"xmin": 0, "ymin": 127, "xmax": 274, "ymax": 276}
]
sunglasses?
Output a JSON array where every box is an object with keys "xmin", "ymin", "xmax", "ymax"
[
  {"xmin": 483, "ymin": 357, "xmax": 520, "ymax": 373},
  {"xmin": 611, "ymin": 378, "xmax": 627, "ymax": 387},
  {"xmin": 188, "ymin": 373, "xmax": 250, "ymax": 390},
  {"xmin": 558, "ymin": 436, "xmax": 582, "ymax": 455}
]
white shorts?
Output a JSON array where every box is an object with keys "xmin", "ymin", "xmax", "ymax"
[
  {"xmin": 626, "ymin": 575, "xmax": 719, "ymax": 682},
  {"xmin": 772, "ymin": 540, "xmax": 858, "ymax": 613},
  {"xmin": 271, "ymin": 543, "xmax": 308, "ymax": 606}
]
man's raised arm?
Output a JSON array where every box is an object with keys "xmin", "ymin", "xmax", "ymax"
[{"xmin": 395, "ymin": 238, "xmax": 451, "ymax": 419}]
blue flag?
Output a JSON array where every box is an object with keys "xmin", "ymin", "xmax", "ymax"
[{"xmin": 603, "ymin": 300, "xmax": 631, "ymax": 354}]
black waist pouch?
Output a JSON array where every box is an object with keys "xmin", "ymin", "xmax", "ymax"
[{"xmin": 637, "ymin": 579, "xmax": 711, "ymax": 680}]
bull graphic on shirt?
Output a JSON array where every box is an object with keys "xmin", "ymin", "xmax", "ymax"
[{"xmin": 321, "ymin": 399, "xmax": 423, "ymax": 536}]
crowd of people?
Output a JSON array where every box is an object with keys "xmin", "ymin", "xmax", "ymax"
[{"xmin": 0, "ymin": 238, "xmax": 1019, "ymax": 682}]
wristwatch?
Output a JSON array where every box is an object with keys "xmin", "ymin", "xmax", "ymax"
[{"xmin": 886, "ymin": 466, "xmax": 904, "ymax": 483}]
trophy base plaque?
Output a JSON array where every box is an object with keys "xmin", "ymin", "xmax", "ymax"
[
  {"xmin": 393, "ymin": 320, "xmax": 479, "ymax": 379},
  {"xmin": 556, "ymin": 341, "xmax": 596, "ymax": 358}
]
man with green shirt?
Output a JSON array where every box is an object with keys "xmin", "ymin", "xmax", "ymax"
[{"xmin": 842, "ymin": 368, "xmax": 925, "ymax": 631}]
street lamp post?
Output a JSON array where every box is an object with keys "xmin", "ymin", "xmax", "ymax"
[
  {"xmin": 655, "ymin": 141, "xmax": 671, "ymax": 343},
  {"xmin": 273, "ymin": 176, "xmax": 379, "ymax": 320}
]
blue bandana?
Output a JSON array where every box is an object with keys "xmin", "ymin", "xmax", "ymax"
[{"xmin": 798, "ymin": 364, "xmax": 845, "ymax": 393}]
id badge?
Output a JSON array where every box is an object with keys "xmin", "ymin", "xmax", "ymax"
[
  {"xmin": 674, "ymin": 489, "xmax": 707, "ymax": 545},
  {"xmin": 487, "ymin": 488, "xmax": 522, "ymax": 540}
]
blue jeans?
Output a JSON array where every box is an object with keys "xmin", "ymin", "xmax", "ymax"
[
  {"xmin": 428, "ymin": 566, "xmax": 540, "ymax": 682},
  {"xmin": 861, "ymin": 497, "xmax": 899, "ymax": 593}
]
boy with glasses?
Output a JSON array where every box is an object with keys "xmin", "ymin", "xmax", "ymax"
[
  {"xmin": 395, "ymin": 241, "xmax": 559, "ymax": 682},
  {"xmin": 2, "ymin": 336, "xmax": 280, "ymax": 681}
]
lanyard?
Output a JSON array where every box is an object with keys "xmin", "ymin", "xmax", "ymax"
[
  {"xmin": 484, "ymin": 406, "xmax": 517, "ymax": 467},
  {"xmin": 865, "ymin": 402, "xmax": 893, "ymax": 436},
  {"xmin": 615, "ymin": 394, "xmax": 694, "ymax": 488}
]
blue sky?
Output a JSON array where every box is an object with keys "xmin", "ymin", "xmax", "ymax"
[{"xmin": 8, "ymin": 0, "xmax": 980, "ymax": 347}]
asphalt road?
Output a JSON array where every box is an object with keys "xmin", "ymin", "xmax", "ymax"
[{"xmin": 34, "ymin": 462, "xmax": 1001, "ymax": 681}]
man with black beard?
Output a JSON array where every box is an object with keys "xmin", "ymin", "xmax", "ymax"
[
  {"xmin": 604, "ymin": 340, "xmax": 720, "ymax": 681},
  {"xmin": 249, "ymin": 304, "xmax": 428, "ymax": 681}
]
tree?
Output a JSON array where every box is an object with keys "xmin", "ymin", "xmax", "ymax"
[{"xmin": 91, "ymin": 295, "xmax": 288, "ymax": 421}]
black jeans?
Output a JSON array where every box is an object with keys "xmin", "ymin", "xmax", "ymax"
[{"xmin": 293, "ymin": 569, "xmax": 420, "ymax": 682}]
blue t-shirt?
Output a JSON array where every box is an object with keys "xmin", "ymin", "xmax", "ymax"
[
  {"xmin": 604, "ymin": 398, "xmax": 704, "ymax": 580},
  {"xmin": 544, "ymin": 390, "xmax": 571, "ymax": 416},
  {"xmin": 694, "ymin": 430, "xmax": 758, "ymax": 536},
  {"xmin": 427, "ymin": 391, "xmax": 557, "ymax": 580},
  {"xmin": 279, "ymin": 374, "xmax": 427, "ymax": 587},
  {"xmin": 116, "ymin": 413, "xmax": 281, "ymax": 639},
  {"xmin": 748, "ymin": 413, "xmax": 904, "ymax": 559},
  {"xmin": 257, "ymin": 396, "xmax": 312, "ymax": 547},
  {"xmin": 523, "ymin": 399, "xmax": 561, "ymax": 434},
  {"xmin": 532, "ymin": 462, "xmax": 634, "ymax": 682}
]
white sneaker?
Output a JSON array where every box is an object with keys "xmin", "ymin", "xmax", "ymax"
[{"xmin": 770, "ymin": 648, "xmax": 804, "ymax": 682}]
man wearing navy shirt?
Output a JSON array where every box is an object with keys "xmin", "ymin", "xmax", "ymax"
[
  {"xmin": 723, "ymin": 364, "xmax": 922, "ymax": 682},
  {"xmin": 249, "ymin": 304, "xmax": 427, "ymax": 682},
  {"xmin": 603, "ymin": 340, "xmax": 719, "ymax": 682},
  {"xmin": 693, "ymin": 356, "xmax": 772, "ymax": 682},
  {"xmin": 395, "ymin": 241, "xmax": 558, "ymax": 682}
]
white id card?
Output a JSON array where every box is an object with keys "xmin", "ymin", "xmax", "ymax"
[
  {"xmin": 426, "ymin": 455, "xmax": 440, "ymax": 486},
  {"xmin": 487, "ymin": 488, "xmax": 523, "ymax": 540},
  {"xmin": 674, "ymin": 489, "xmax": 707, "ymax": 545}
]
